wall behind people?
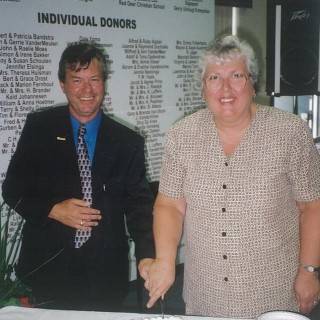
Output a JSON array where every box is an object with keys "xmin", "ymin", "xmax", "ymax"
[
  {"xmin": 0, "ymin": 0, "xmax": 214, "ymax": 185},
  {"xmin": 0, "ymin": 0, "xmax": 214, "ymax": 274}
]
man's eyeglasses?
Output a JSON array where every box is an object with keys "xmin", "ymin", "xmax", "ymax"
[{"xmin": 204, "ymin": 72, "xmax": 250, "ymax": 92}]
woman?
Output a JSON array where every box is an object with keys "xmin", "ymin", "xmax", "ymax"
[{"xmin": 139, "ymin": 35, "xmax": 320, "ymax": 318}]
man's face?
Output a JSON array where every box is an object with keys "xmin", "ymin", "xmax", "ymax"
[{"xmin": 60, "ymin": 58, "xmax": 105, "ymax": 123}]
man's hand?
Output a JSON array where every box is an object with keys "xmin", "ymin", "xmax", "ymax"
[
  {"xmin": 48, "ymin": 198, "xmax": 101, "ymax": 230},
  {"xmin": 139, "ymin": 258, "xmax": 175, "ymax": 309},
  {"xmin": 295, "ymin": 268, "xmax": 320, "ymax": 314}
]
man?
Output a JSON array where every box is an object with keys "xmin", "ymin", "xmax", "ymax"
[{"xmin": 2, "ymin": 42, "xmax": 154, "ymax": 311}]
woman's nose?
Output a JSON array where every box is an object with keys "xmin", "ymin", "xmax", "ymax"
[{"xmin": 222, "ymin": 77, "xmax": 232, "ymax": 90}]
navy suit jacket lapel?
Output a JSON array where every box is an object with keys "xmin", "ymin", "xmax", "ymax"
[
  {"xmin": 55, "ymin": 108, "xmax": 78, "ymax": 162},
  {"xmin": 53, "ymin": 106, "xmax": 82, "ymax": 196}
]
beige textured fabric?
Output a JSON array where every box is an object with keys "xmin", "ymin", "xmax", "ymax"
[{"xmin": 159, "ymin": 105, "xmax": 320, "ymax": 318}]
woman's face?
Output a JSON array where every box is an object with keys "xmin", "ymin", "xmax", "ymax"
[{"xmin": 202, "ymin": 56, "xmax": 255, "ymax": 123}]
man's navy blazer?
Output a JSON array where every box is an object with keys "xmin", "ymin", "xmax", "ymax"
[{"xmin": 2, "ymin": 105, "xmax": 154, "ymax": 288}]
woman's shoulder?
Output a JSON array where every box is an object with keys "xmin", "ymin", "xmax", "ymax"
[
  {"xmin": 258, "ymin": 105, "xmax": 307, "ymax": 127},
  {"xmin": 170, "ymin": 107, "xmax": 211, "ymax": 132},
  {"xmin": 164, "ymin": 108, "xmax": 211, "ymax": 148},
  {"xmin": 257, "ymin": 104, "xmax": 311, "ymax": 138},
  {"xmin": 258, "ymin": 105, "xmax": 302, "ymax": 123}
]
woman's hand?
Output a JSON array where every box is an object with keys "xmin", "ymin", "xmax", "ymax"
[
  {"xmin": 296, "ymin": 199, "xmax": 320, "ymax": 313},
  {"xmin": 138, "ymin": 258, "xmax": 154, "ymax": 281},
  {"xmin": 140, "ymin": 193, "xmax": 185, "ymax": 309},
  {"xmin": 295, "ymin": 268, "xmax": 320, "ymax": 314},
  {"xmin": 139, "ymin": 258, "xmax": 176, "ymax": 309}
]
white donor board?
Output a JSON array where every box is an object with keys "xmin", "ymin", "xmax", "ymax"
[{"xmin": 0, "ymin": 0, "xmax": 214, "ymax": 275}]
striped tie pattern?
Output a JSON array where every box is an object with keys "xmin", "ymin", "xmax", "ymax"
[{"xmin": 74, "ymin": 124, "xmax": 92, "ymax": 248}]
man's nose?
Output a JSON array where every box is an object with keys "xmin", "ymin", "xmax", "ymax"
[{"xmin": 82, "ymin": 81, "xmax": 93, "ymax": 92}]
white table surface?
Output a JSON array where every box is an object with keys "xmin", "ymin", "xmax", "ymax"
[{"xmin": 0, "ymin": 306, "xmax": 251, "ymax": 320}]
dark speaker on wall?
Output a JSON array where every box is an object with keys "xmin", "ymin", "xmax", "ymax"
[
  {"xmin": 266, "ymin": 0, "xmax": 320, "ymax": 96},
  {"xmin": 215, "ymin": 0, "xmax": 252, "ymax": 8}
]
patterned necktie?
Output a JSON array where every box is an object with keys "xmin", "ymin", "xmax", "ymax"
[{"xmin": 74, "ymin": 124, "xmax": 92, "ymax": 248}]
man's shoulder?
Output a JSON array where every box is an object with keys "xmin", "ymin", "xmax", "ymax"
[
  {"xmin": 27, "ymin": 105, "xmax": 68, "ymax": 121},
  {"xmin": 101, "ymin": 114, "xmax": 143, "ymax": 142}
]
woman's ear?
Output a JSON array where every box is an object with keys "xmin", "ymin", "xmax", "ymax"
[{"xmin": 201, "ymin": 87, "xmax": 206, "ymax": 103}]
